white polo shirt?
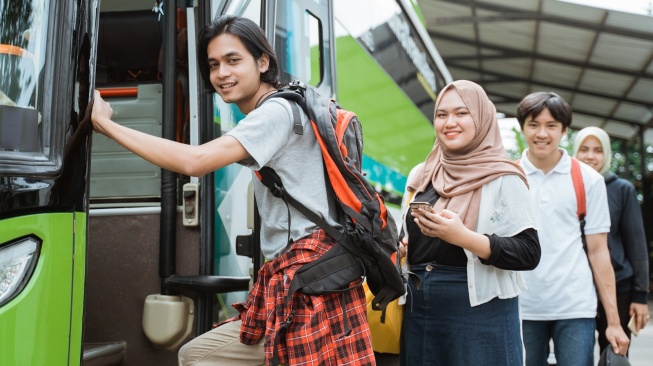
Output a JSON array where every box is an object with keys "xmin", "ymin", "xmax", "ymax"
[{"xmin": 519, "ymin": 149, "xmax": 610, "ymax": 320}]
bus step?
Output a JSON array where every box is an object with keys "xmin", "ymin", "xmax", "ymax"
[{"xmin": 82, "ymin": 341, "xmax": 126, "ymax": 366}]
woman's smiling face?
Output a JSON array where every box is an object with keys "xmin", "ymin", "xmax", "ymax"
[
  {"xmin": 576, "ymin": 135, "xmax": 605, "ymax": 173},
  {"xmin": 434, "ymin": 89, "xmax": 476, "ymax": 151}
]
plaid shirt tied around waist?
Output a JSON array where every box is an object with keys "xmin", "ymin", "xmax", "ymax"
[{"xmin": 233, "ymin": 229, "xmax": 375, "ymax": 366}]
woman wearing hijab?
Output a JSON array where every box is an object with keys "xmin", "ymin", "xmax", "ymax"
[
  {"xmin": 400, "ymin": 80, "xmax": 541, "ymax": 365},
  {"xmin": 573, "ymin": 127, "xmax": 649, "ymax": 355}
]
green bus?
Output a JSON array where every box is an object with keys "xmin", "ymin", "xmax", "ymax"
[{"xmin": 0, "ymin": 0, "xmax": 451, "ymax": 364}]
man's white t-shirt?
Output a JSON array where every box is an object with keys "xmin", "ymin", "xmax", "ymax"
[{"xmin": 519, "ymin": 149, "xmax": 610, "ymax": 320}]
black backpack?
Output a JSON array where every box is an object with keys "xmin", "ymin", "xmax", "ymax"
[{"xmin": 255, "ymin": 81, "xmax": 405, "ymax": 312}]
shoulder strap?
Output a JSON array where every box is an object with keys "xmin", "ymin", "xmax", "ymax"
[
  {"xmin": 570, "ymin": 157, "xmax": 586, "ymax": 220},
  {"xmin": 255, "ymin": 167, "xmax": 342, "ymax": 241},
  {"xmin": 258, "ymin": 88, "xmax": 305, "ymax": 135},
  {"xmin": 570, "ymin": 157, "xmax": 588, "ymax": 253}
]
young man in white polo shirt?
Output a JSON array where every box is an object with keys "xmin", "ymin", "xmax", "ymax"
[{"xmin": 516, "ymin": 92, "xmax": 629, "ymax": 366}]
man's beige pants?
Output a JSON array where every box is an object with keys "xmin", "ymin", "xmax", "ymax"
[{"xmin": 178, "ymin": 320, "xmax": 265, "ymax": 366}]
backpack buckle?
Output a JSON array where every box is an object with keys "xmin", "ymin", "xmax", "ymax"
[
  {"xmin": 288, "ymin": 80, "xmax": 306, "ymax": 91},
  {"xmin": 269, "ymin": 183, "xmax": 284, "ymax": 199}
]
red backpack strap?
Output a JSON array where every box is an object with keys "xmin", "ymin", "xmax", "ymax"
[
  {"xmin": 570, "ymin": 157, "xmax": 589, "ymax": 255},
  {"xmin": 570, "ymin": 157, "xmax": 586, "ymax": 220}
]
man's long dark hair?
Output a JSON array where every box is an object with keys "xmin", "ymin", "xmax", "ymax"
[{"xmin": 197, "ymin": 15, "xmax": 282, "ymax": 92}]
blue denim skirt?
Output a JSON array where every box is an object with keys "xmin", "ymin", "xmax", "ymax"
[{"xmin": 400, "ymin": 262, "xmax": 523, "ymax": 366}]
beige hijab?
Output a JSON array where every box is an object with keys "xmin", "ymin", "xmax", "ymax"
[
  {"xmin": 409, "ymin": 80, "xmax": 527, "ymax": 230},
  {"xmin": 573, "ymin": 126, "xmax": 612, "ymax": 175}
]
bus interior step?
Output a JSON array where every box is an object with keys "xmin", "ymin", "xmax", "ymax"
[{"xmin": 82, "ymin": 341, "xmax": 127, "ymax": 366}]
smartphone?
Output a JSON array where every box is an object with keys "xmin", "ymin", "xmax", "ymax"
[
  {"xmin": 628, "ymin": 315, "xmax": 639, "ymax": 336},
  {"xmin": 409, "ymin": 201, "xmax": 433, "ymax": 212}
]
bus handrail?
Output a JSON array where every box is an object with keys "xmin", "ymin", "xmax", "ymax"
[
  {"xmin": 97, "ymin": 87, "xmax": 138, "ymax": 98},
  {"xmin": 89, "ymin": 206, "xmax": 184, "ymax": 217},
  {"xmin": 0, "ymin": 44, "xmax": 34, "ymax": 58}
]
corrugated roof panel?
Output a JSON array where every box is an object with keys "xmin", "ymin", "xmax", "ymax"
[
  {"xmin": 488, "ymin": 0, "xmax": 538, "ymax": 12},
  {"xmin": 421, "ymin": 0, "xmax": 471, "ymax": 18},
  {"xmin": 543, "ymin": 0, "xmax": 608, "ymax": 23},
  {"xmin": 647, "ymin": 60, "xmax": 653, "ymax": 74},
  {"xmin": 483, "ymin": 57, "xmax": 531, "ymax": 79},
  {"xmin": 592, "ymin": 34, "xmax": 652, "ymax": 70},
  {"xmin": 495, "ymin": 102, "xmax": 520, "ymax": 117},
  {"xmin": 428, "ymin": 23, "xmax": 476, "ymax": 38},
  {"xmin": 431, "ymin": 38, "xmax": 478, "ymax": 57},
  {"xmin": 614, "ymin": 102, "xmax": 653, "ymax": 122},
  {"xmin": 447, "ymin": 67, "xmax": 482, "ymax": 82},
  {"xmin": 478, "ymin": 21, "xmax": 537, "ymax": 50},
  {"xmin": 480, "ymin": 49, "xmax": 504, "ymax": 57},
  {"xmin": 572, "ymin": 114, "xmax": 604, "ymax": 129},
  {"xmin": 418, "ymin": 0, "xmax": 653, "ymax": 143},
  {"xmin": 532, "ymin": 59, "xmax": 583, "ymax": 85},
  {"xmin": 452, "ymin": 59, "xmax": 486, "ymax": 69},
  {"xmin": 538, "ymin": 23, "xmax": 596, "ymax": 62},
  {"xmin": 603, "ymin": 121, "xmax": 639, "ymax": 140},
  {"xmin": 580, "ymin": 70, "xmax": 635, "ymax": 97},
  {"xmin": 605, "ymin": 11, "xmax": 653, "ymax": 35},
  {"xmin": 484, "ymin": 81, "xmax": 530, "ymax": 99},
  {"xmin": 627, "ymin": 79, "xmax": 653, "ymax": 103},
  {"xmin": 572, "ymin": 94, "xmax": 618, "ymax": 115},
  {"xmin": 528, "ymin": 83, "xmax": 574, "ymax": 100}
]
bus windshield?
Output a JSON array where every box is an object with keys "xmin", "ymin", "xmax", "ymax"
[{"xmin": 0, "ymin": 0, "xmax": 48, "ymax": 153}]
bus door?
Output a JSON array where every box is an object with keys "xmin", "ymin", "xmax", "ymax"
[
  {"xmin": 84, "ymin": 2, "xmax": 252, "ymax": 365},
  {"xmin": 0, "ymin": 0, "xmax": 96, "ymax": 365}
]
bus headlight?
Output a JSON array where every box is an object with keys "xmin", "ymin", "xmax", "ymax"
[{"xmin": 0, "ymin": 237, "xmax": 41, "ymax": 307}]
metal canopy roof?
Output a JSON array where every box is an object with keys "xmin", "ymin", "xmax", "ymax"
[{"xmin": 417, "ymin": 0, "xmax": 653, "ymax": 144}]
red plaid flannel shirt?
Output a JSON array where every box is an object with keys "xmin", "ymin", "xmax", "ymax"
[{"xmin": 233, "ymin": 230, "xmax": 375, "ymax": 366}]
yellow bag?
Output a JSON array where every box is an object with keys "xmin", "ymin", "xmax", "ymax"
[{"xmin": 364, "ymin": 278, "xmax": 403, "ymax": 354}]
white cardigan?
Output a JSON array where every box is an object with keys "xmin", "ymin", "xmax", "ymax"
[{"xmin": 404, "ymin": 174, "xmax": 536, "ymax": 307}]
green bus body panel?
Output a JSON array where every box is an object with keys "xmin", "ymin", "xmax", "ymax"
[
  {"xmin": 69, "ymin": 213, "xmax": 86, "ymax": 366},
  {"xmin": 0, "ymin": 213, "xmax": 86, "ymax": 366},
  {"xmin": 335, "ymin": 35, "xmax": 435, "ymax": 177}
]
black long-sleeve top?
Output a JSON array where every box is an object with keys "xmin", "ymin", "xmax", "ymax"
[
  {"xmin": 405, "ymin": 185, "xmax": 540, "ymax": 271},
  {"xmin": 604, "ymin": 172, "xmax": 649, "ymax": 304}
]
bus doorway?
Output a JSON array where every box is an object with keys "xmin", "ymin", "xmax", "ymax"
[
  {"xmin": 83, "ymin": 1, "xmax": 252, "ymax": 365},
  {"xmin": 83, "ymin": 1, "xmax": 338, "ymax": 364}
]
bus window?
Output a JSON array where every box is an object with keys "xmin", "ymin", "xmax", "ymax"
[
  {"xmin": 274, "ymin": 0, "xmax": 331, "ymax": 93},
  {"xmin": 0, "ymin": 1, "xmax": 49, "ymax": 157},
  {"xmin": 276, "ymin": 2, "xmax": 311, "ymax": 84},
  {"xmin": 307, "ymin": 11, "xmax": 322, "ymax": 87},
  {"xmin": 223, "ymin": 0, "xmax": 261, "ymax": 25}
]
